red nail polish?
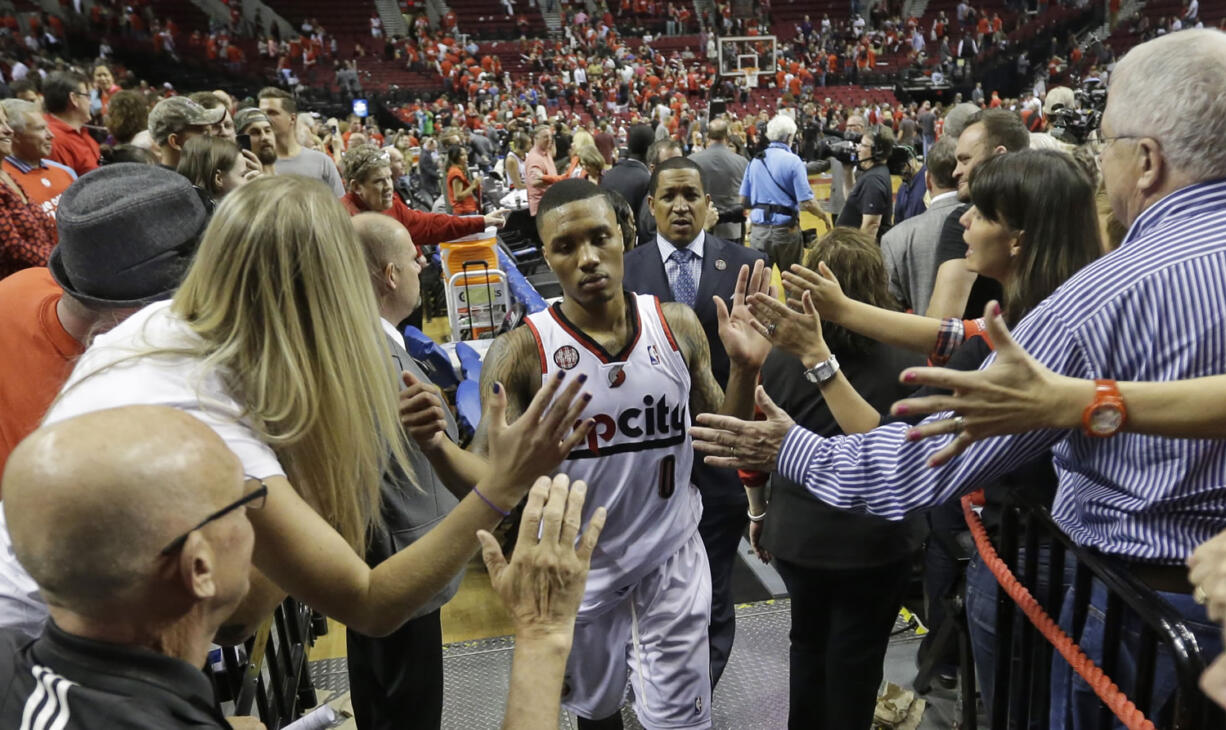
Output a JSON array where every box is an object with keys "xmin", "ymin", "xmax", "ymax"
[
  {"xmin": 993, "ymin": 302, "xmax": 1002, "ymax": 316},
  {"xmin": 896, "ymin": 404, "xmax": 909, "ymax": 415},
  {"xmin": 907, "ymin": 430, "xmax": 920, "ymax": 442},
  {"xmin": 904, "ymin": 372, "xmax": 916, "ymax": 383}
]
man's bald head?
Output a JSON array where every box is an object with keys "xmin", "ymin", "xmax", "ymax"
[
  {"xmin": 352, "ymin": 213, "xmax": 421, "ymax": 322},
  {"xmin": 3, "ymin": 406, "xmax": 248, "ymax": 618},
  {"xmin": 707, "ymin": 118, "xmax": 729, "ymax": 142}
]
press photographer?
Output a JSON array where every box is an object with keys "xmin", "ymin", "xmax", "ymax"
[
  {"xmin": 836, "ymin": 125, "xmax": 896, "ymax": 240},
  {"xmin": 739, "ymin": 113, "xmax": 826, "ymax": 273}
]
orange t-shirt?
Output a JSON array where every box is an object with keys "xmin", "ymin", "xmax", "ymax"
[
  {"xmin": 0, "ymin": 267, "xmax": 84, "ymax": 482},
  {"xmin": 2, "ymin": 158, "xmax": 76, "ymax": 220}
]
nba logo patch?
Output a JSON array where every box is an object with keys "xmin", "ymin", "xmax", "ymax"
[
  {"xmin": 647, "ymin": 344, "xmax": 661, "ymax": 366},
  {"xmin": 554, "ymin": 345, "xmax": 580, "ymax": 370}
]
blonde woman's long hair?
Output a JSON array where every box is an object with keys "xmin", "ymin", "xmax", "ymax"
[{"xmin": 172, "ymin": 175, "xmax": 412, "ymax": 548}]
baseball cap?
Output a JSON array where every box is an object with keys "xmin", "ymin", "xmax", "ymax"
[
  {"xmin": 233, "ymin": 107, "xmax": 270, "ymax": 133},
  {"xmin": 148, "ymin": 96, "xmax": 226, "ymax": 144}
]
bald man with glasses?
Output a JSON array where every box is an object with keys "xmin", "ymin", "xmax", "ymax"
[{"xmin": 0, "ymin": 406, "xmax": 265, "ymax": 729}]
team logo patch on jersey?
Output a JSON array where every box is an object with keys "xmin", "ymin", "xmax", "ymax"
[
  {"xmin": 695, "ymin": 697, "xmax": 704, "ymax": 714},
  {"xmin": 553, "ymin": 345, "xmax": 580, "ymax": 370},
  {"xmin": 647, "ymin": 344, "xmax": 661, "ymax": 366},
  {"xmin": 608, "ymin": 364, "xmax": 626, "ymax": 388}
]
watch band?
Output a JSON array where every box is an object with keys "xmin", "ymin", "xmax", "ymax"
[
  {"xmin": 804, "ymin": 354, "xmax": 840, "ymax": 386},
  {"xmin": 1081, "ymin": 378, "xmax": 1127, "ymax": 438}
]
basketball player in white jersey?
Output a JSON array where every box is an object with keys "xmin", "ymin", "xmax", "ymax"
[{"xmin": 473, "ymin": 179, "xmax": 771, "ymax": 730}]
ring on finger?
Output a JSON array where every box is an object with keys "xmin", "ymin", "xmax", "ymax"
[
  {"xmin": 1195, "ymin": 585, "xmax": 1209, "ymax": 606},
  {"xmin": 953, "ymin": 416, "xmax": 966, "ymax": 434},
  {"xmin": 766, "ymin": 321, "xmax": 777, "ymax": 336}
]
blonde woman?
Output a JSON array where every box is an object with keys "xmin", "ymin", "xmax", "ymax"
[
  {"xmin": 574, "ymin": 143, "xmax": 607, "ymax": 184},
  {"xmin": 0, "ymin": 175, "xmax": 593, "ymax": 641}
]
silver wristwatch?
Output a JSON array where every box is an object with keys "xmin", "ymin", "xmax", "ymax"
[{"xmin": 803, "ymin": 354, "xmax": 840, "ymax": 386}]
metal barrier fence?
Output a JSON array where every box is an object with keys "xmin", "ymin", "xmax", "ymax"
[
  {"xmin": 985, "ymin": 490, "xmax": 1224, "ymax": 729},
  {"xmin": 212, "ymin": 598, "xmax": 319, "ymax": 729}
]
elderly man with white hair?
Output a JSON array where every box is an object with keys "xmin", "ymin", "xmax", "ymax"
[
  {"xmin": 738, "ymin": 113, "xmax": 824, "ymax": 272},
  {"xmin": 693, "ymin": 28, "xmax": 1226, "ymax": 728}
]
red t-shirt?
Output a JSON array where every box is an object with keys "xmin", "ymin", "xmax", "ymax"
[
  {"xmin": 45, "ymin": 115, "xmax": 100, "ymax": 176},
  {"xmin": 0, "ymin": 268, "xmax": 84, "ymax": 482}
]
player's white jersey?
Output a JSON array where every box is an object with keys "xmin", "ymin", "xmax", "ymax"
[{"xmin": 525, "ymin": 293, "xmax": 702, "ymax": 609}]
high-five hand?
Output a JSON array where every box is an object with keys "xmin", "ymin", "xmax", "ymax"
[
  {"xmin": 477, "ymin": 474, "xmax": 606, "ymax": 639},
  {"xmin": 715, "ymin": 259, "xmax": 774, "ymax": 371},
  {"xmin": 748, "ymin": 289, "xmax": 831, "ymax": 369},
  {"xmin": 483, "ymin": 371, "xmax": 594, "ymax": 499},
  {"xmin": 690, "ymin": 385, "xmax": 796, "ymax": 472},
  {"xmin": 888, "ymin": 301, "xmax": 1080, "ymax": 467},
  {"xmin": 781, "ymin": 262, "xmax": 848, "ymax": 323}
]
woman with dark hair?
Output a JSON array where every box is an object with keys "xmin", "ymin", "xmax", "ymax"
[
  {"xmin": 445, "ymin": 145, "xmax": 479, "ymax": 214},
  {"xmin": 748, "ymin": 228, "xmax": 927, "ymax": 730},
  {"xmin": 744, "ymin": 148, "xmax": 1103, "ymax": 717},
  {"xmin": 177, "ymin": 137, "xmax": 255, "ymax": 205},
  {"xmin": 778, "ymin": 150, "xmax": 1102, "ymax": 370},
  {"xmin": 504, "ymin": 132, "xmax": 530, "ymax": 190}
]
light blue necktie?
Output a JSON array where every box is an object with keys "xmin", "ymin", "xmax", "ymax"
[{"xmin": 670, "ymin": 248, "xmax": 697, "ymax": 308}]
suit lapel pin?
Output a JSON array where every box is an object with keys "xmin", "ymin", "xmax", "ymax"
[{"xmin": 714, "ymin": 259, "xmax": 727, "ymax": 271}]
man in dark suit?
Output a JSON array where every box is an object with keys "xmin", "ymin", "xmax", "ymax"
[
  {"xmin": 623, "ymin": 157, "xmax": 767, "ymax": 686},
  {"xmin": 349, "ymin": 213, "xmax": 493, "ymax": 730}
]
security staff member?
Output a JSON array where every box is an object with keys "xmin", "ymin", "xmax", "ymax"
[
  {"xmin": 836, "ymin": 125, "xmax": 895, "ymax": 240},
  {"xmin": 739, "ymin": 113, "xmax": 824, "ymax": 273}
]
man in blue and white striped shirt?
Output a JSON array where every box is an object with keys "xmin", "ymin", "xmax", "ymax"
[{"xmin": 692, "ymin": 28, "xmax": 1226, "ymax": 726}]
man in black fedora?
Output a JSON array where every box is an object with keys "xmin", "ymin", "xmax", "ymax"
[{"xmin": 0, "ymin": 163, "xmax": 208, "ymax": 481}]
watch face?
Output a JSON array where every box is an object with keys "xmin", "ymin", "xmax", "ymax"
[{"xmin": 1089, "ymin": 405, "xmax": 1124, "ymax": 435}]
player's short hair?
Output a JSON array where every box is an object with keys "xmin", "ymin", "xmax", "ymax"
[{"xmin": 536, "ymin": 179, "xmax": 614, "ymax": 237}]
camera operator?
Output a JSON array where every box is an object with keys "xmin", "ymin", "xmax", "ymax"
[
  {"xmin": 739, "ymin": 113, "xmax": 825, "ymax": 273},
  {"xmin": 827, "ymin": 114, "xmax": 866, "ymax": 219},
  {"xmin": 835, "ymin": 125, "xmax": 895, "ymax": 241}
]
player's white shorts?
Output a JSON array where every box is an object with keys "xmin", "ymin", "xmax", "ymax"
[{"xmin": 561, "ymin": 530, "xmax": 713, "ymax": 730}]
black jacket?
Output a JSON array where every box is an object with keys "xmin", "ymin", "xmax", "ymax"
[
  {"xmin": 623, "ymin": 233, "xmax": 767, "ymax": 502},
  {"xmin": 759, "ymin": 342, "xmax": 928, "ymax": 569},
  {"xmin": 0, "ymin": 621, "xmax": 231, "ymax": 728},
  {"xmin": 600, "ymin": 157, "xmax": 651, "ymax": 214}
]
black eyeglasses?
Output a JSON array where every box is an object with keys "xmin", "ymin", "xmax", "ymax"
[{"xmin": 159, "ymin": 478, "xmax": 268, "ymax": 555}]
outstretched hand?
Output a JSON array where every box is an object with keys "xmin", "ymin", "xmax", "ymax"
[
  {"xmin": 715, "ymin": 260, "xmax": 774, "ymax": 371},
  {"xmin": 483, "ymin": 371, "xmax": 594, "ymax": 502},
  {"xmin": 889, "ymin": 301, "xmax": 1077, "ymax": 467},
  {"xmin": 477, "ymin": 474, "xmax": 606, "ymax": 639},
  {"xmin": 748, "ymin": 289, "xmax": 831, "ymax": 368},
  {"xmin": 781, "ymin": 262, "xmax": 847, "ymax": 322},
  {"xmin": 690, "ymin": 385, "xmax": 796, "ymax": 472}
]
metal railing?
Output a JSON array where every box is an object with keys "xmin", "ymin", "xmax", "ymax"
[
  {"xmin": 212, "ymin": 598, "xmax": 319, "ymax": 729},
  {"xmin": 985, "ymin": 491, "xmax": 1224, "ymax": 729}
]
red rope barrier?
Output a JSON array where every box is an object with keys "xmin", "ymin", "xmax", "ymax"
[{"xmin": 960, "ymin": 490, "xmax": 1156, "ymax": 730}]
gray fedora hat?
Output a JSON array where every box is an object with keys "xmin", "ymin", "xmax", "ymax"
[{"xmin": 48, "ymin": 163, "xmax": 208, "ymax": 308}]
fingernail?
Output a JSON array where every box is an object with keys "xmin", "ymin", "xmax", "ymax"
[
  {"xmin": 907, "ymin": 429, "xmax": 920, "ymax": 442},
  {"xmin": 895, "ymin": 404, "xmax": 908, "ymax": 415},
  {"xmin": 993, "ymin": 302, "xmax": 1002, "ymax": 316},
  {"xmin": 556, "ymin": 370, "xmax": 566, "ymax": 381},
  {"xmin": 492, "ymin": 382, "xmax": 501, "ymax": 394},
  {"xmin": 903, "ymin": 372, "xmax": 916, "ymax": 383},
  {"xmin": 582, "ymin": 392, "xmax": 592, "ymax": 401},
  {"xmin": 577, "ymin": 373, "xmax": 588, "ymax": 384}
]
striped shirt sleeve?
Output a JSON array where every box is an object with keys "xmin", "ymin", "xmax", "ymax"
[{"xmin": 776, "ymin": 296, "xmax": 1084, "ymax": 520}]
